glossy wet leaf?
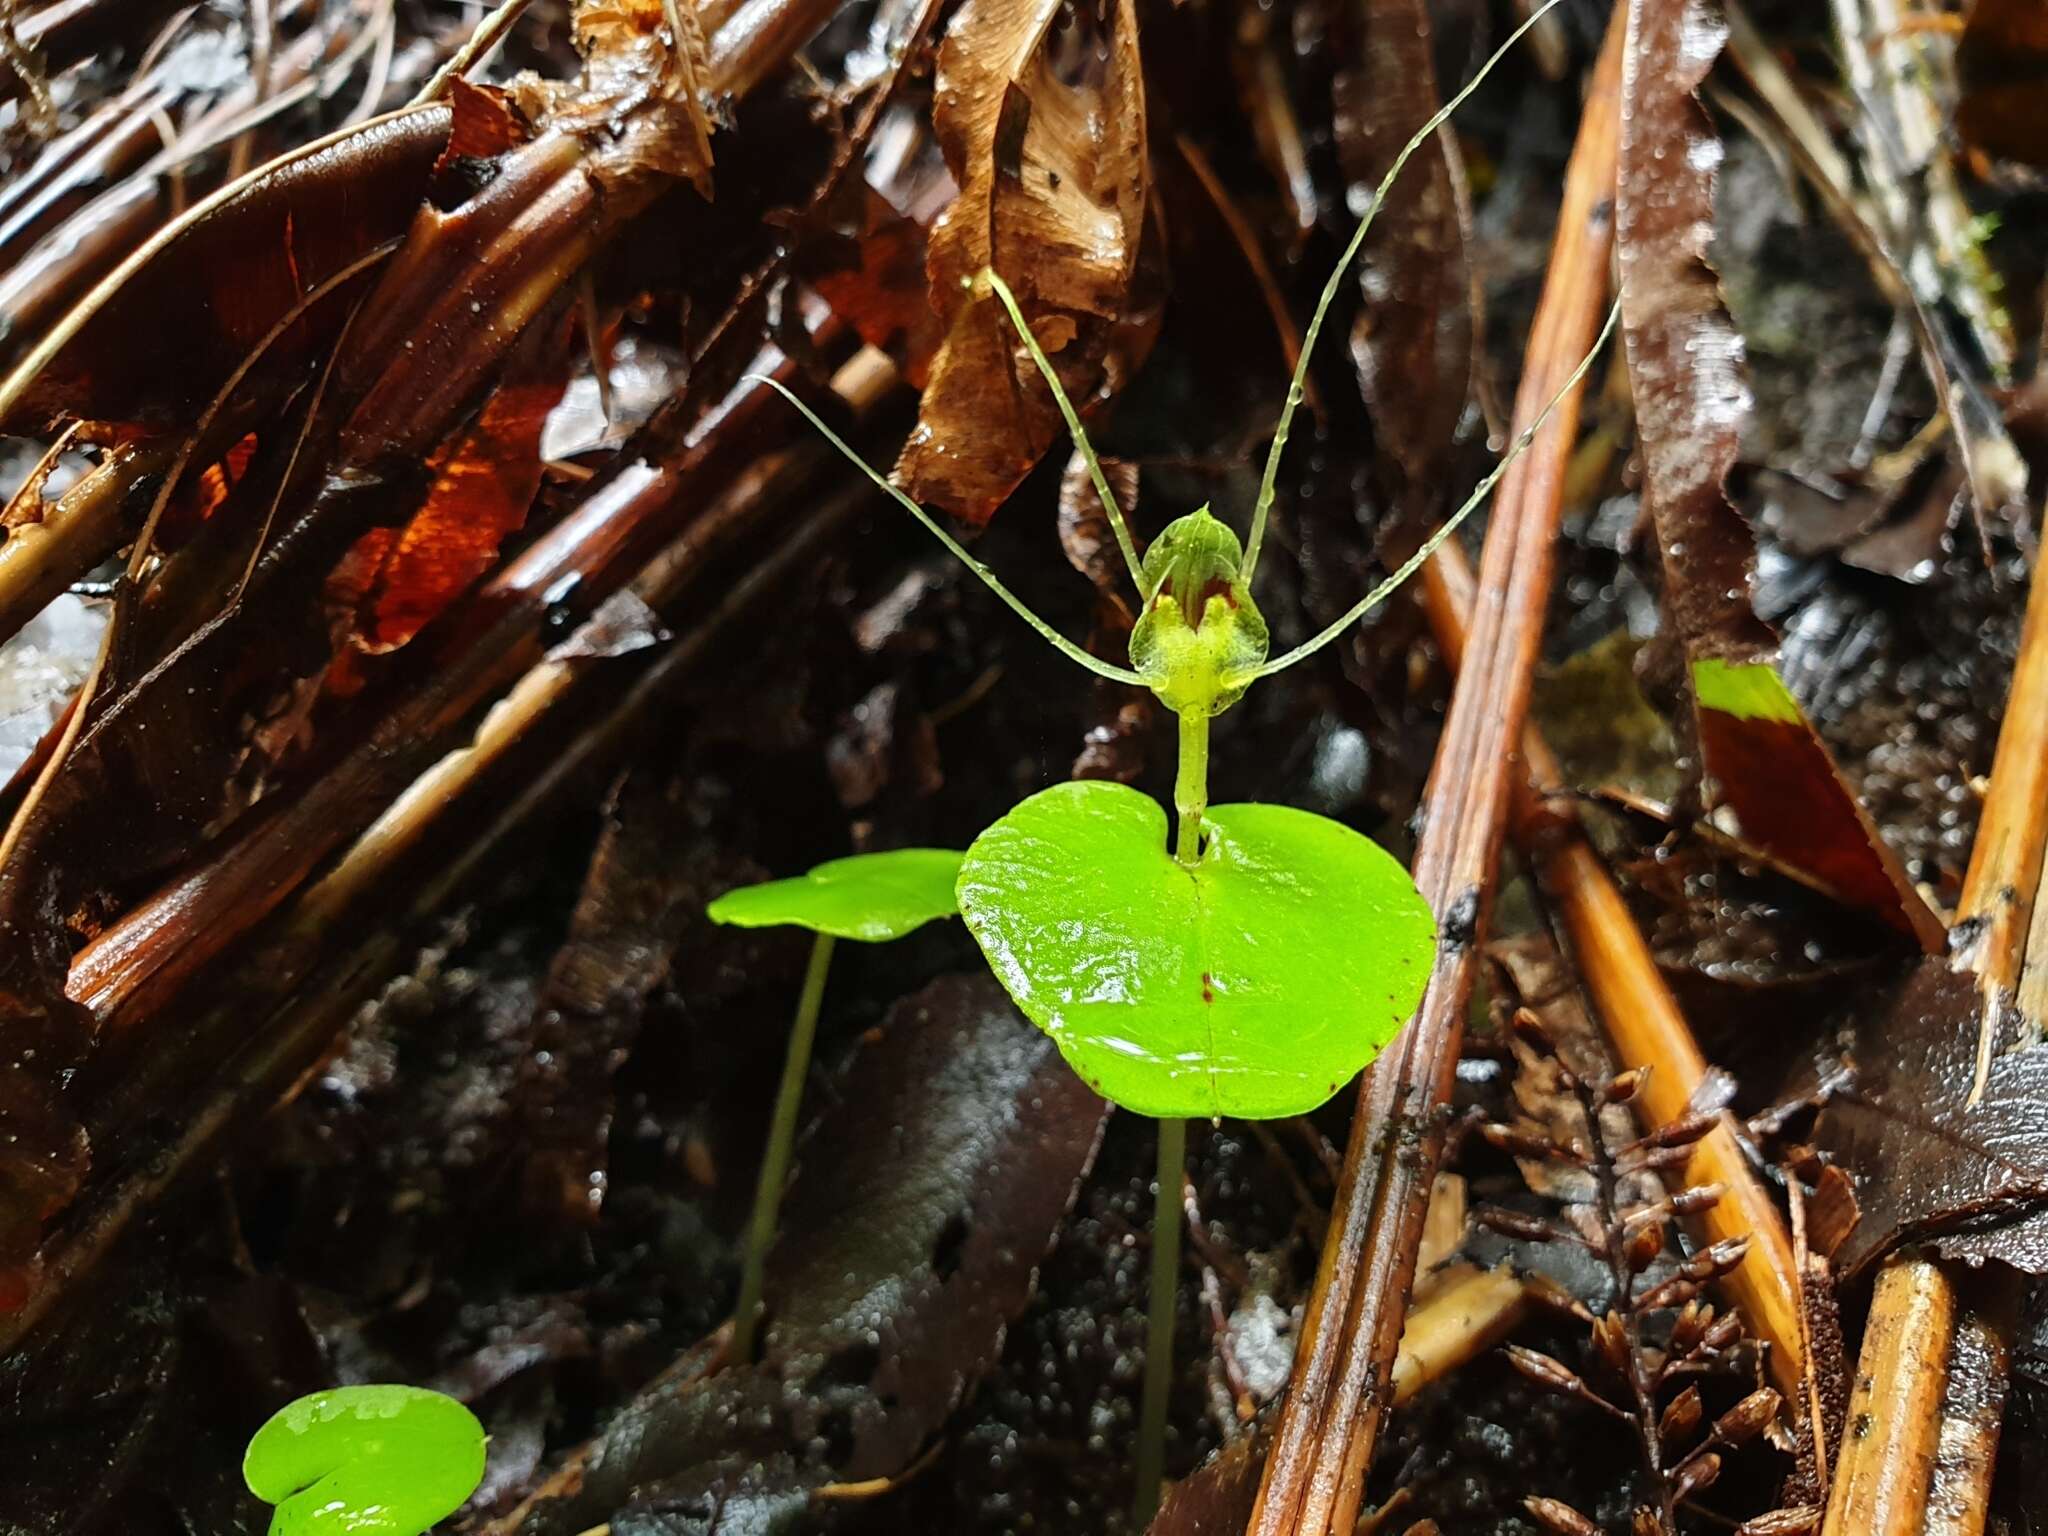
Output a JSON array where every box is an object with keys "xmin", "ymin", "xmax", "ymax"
[
  {"xmin": 243, "ymin": 1384, "xmax": 485, "ymax": 1536},
  {"xmin": 707, "ymin": 848, "xmax": 964, "ymax": 941},
  {"xmin": 1811, "ymin": 960, "xmax": 2048, "ymax": 1278},
  {"xmin": 957, "ymin": 782, "xmax": 1435, "ymax": 1119}
]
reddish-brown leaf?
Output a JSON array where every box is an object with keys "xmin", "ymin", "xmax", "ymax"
[
  {"xmin": 1615, "ymin": 0, "xmax": 1940, "ymax": 952},
  {"xmin": 331, "ymin": 319, "xmax": 572, "ymax": 653},
  {"xmin": 1955, "ymin": 0, "xmax": 2048, "ymax": 167},
  {"xmin": 1333, "ymin": 0, "xmax": 1469, "ymax": 529},
  {"xmin": 801, "ymin": 180, "xmax": 946, "ymax": 390},
  {"xmin": 1810, "ymin": 959, "xmax": 2048, "ymax": 1276}
]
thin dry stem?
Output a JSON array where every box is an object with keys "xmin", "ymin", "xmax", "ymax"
[{"xmin": 7, "ymin": 345, "xmax": 891, "ymax": 1354}]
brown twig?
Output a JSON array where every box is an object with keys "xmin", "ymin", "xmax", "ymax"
[
  {"xmin": 1244, "ymin": 14, "xmax": 1624, "ymax": 1534},
  {"xmin": 1824, "ymin": 1258, "xmax": 1954, "ymax": 1530}
]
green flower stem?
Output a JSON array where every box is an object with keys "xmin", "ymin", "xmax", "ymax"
[
  {"xmin": 1134, "ymin": 1114, "xmax": 1187, "ymax": 1527},
  {"xmin": 1173, "ymin": 709, "xmax": 1209, "ymax": 866},
  {"xmin": 1142, "ymin": 713, "xmax": 1202, "ymax": 1518},
  {"xmin": 732, "ymin": 929, "xmax": 836, "ymax": 1364}
]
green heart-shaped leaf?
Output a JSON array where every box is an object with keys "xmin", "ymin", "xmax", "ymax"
[
  {"xmin": 957, "ymin": 782, "xmax": 1435, "ymax": 1119},
  {"xmin": 243, "ymin": 1385, "xmax": 486, "ymax": 1536},
  {"xmin": 707, "ymin": 848, "xmax": 964, "ymax": 941}
]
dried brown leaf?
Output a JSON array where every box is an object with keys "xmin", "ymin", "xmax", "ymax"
[
  {"xmin": 1955, "ymin": 0, "xmax": 2048, "ymax": 166},
  {"xmin": 1057, "ymin": 448, "xmax": 1139, "ymax": 611},
  {"xmin": 509, "ymin": 768, "xmax": 709, "ymax": 1231},
  {"xmin": 1333, "ymin": 0, "xmax": 1469, "ymax": 530},
  {"xmin": 511, "ymin": 0, "xmax": 715, "ymax": 197},
  {"xmin": 1810, "ymin": 959, "xmax": 2048, "ymax": 1275},
  {"xmin": 893, "ymin": 0, "xmax": 1155, "ymax": 523}
]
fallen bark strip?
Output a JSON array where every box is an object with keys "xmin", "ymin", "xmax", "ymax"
[
  {"xmin": 1243, "ymin": 13, "xmax": 1624, "ymax": 1533},
  {"xmin": 1423, "ymin": 539, "xmax": 1804, "ymax": 1403}
]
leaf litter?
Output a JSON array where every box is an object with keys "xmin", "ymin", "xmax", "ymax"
[{"xmin": 5, "ymin": 0, "xmax": 2048, "ymax": 1531}]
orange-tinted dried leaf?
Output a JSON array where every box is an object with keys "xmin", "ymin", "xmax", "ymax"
[
  {"xmin": 156, "ymin": 431, "xmax": 259, "ymax": 551},
  {"xmin": 801, "ymin": 181, "xmax": 944, "ymax": 388},
  {"xmin": 1616, "ymin": 0, "xmax": 1939, "ymax": 951},
  {"xmin": 333, "ymin": 322, "xmax": 572, "ymax": 652},
  {"xmin": 440, "ymin": 77, "xmax": 529, "ymax": 169},
  {"xmin": 0, "ymin": 105, "xmax": 453, "ymax": 433},
  {"xmin": 894, "ymin": 0, "xmax": 1154, "ymax": 523}
]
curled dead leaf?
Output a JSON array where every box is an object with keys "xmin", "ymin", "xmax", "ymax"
[
  {"xmin": 511, "ymin": 0, "xmax": 716, "ymax": 199},
  {"xmin": 894, "ymin": 0, "xmax": 1156, "ymax": 523}
]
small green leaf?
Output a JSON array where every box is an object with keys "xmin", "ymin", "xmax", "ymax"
[
  {"xmin": 1691, "ymin": 656, "xmax": 1802, "ymax": 724},
  {"xmin": 707, "ymin": 848, "xmax": 964, "ymax": 941},
  {"xmin": 957, "ymin": 783, "xmax": 1435, "ymax": 1119},
  {"xmin": 243, "ymin": 1385, "xmax": 486, "ymax": 1536}
]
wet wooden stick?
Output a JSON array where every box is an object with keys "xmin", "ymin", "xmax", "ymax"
[
  {"xmin": 1422, "ymin": 541, "xmax": 1804, "ymax": 1401},
  {"xmin": 1244, "ymin": 14, "xmax": 1624, "ymax": 1534},
  {"xmin": 1826, "ymin": 1258, "xmax": 1954, "ymax": 1531},
  {"xmin": 1819, "ymin": 546, "xmax": 2048, "ymax": 1536},
  {"xmin": 1954, "ymin": 527, "xmax": 2048, "ymax": 1097}
]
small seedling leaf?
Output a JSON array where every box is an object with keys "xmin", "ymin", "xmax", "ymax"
[
  {"xmin": 707, "ymin": 848, "xmax": 964, "ymax": 941},
  {"xmin": 243, "ymin": 1384, "xmax": 486, "ymax": 1536},
  {"xmin": 957, "ymin": 782, "xmax": 1435, "ymax": 1118}
]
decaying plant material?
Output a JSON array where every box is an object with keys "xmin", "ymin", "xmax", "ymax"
[{"xmin": 5, "ymin": 0, "xmax": 2048, "ymax": 1531}]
